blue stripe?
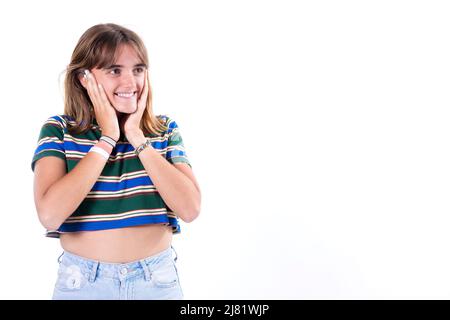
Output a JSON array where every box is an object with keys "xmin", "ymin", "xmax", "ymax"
[
  {"xmin": 149, "ymin": 140, "xmax": 167, "ymax": 149},
  {"xmin": 51, "ymin": 115, "xmax": 64, "ymax": 123},
  {"xmin": 168, "ymin": 120, "xmax": 177, "ymax": 129},
  {"xmin": 35, "ymin": 142, "xmax": 64, "ymax": 154},
  {"xmin": 64, "ymin": 140, "xmax": 168, "ymax": 153},
  {"xmin": 64, "ymin": 141, "xmax": 93, "ymax": 152},
  {"xmin": 92, "ymin": 175, "xmax": 154, "ymax": 191},
  {"xmin": 167, "ymin": 149, "xmax": 187, "ymax": 158},
  {"xmin": 58, "ymin": 215, "xmax": 179, "ymax": 233},
  {"xmin": 167, "ymin": 216, "xmax": 181, "ymax": 233},
  {"xmin": 114, "ymin": 143, "xmax": 136, "ymax": 153},
  {"xmin": 64, "ymin": 142, "xmax": 136, "ymax": 153}
]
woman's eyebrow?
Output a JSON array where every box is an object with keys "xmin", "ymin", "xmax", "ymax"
[{"xmin": 105, "ymin": 63, "xmax": 147, "ymax": 69}]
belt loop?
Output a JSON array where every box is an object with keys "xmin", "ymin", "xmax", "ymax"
[
  {"xmin": 57, "ymin": 251, "xmax": 64, "ymax": 264},
  {"xmin": 171, "ymin": 245, "xmax": 178, "ymax": 263},
  {"xmin": 139, "ymin": 260, "xmax": 151, "ymax": 281},
  {"xmin": 89, "ymin": 261, "xmax": 99, "ymax": 283}
]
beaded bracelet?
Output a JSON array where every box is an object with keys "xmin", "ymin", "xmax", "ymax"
[{"xmin": 135, "ymin": 139, "xmax": 152, "ymax": 156}]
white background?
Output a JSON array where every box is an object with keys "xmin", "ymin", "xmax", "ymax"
[{"xmin": 1, "ymin": 0, "xmax": 449, "ymax": 299}]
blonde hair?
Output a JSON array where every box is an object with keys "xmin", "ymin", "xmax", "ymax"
[{"xmin": 63, "ymin": 23, "xmax": 166, "ymax": 136}]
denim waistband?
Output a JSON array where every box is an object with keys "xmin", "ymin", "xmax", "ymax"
[{"xmin": 57, "ymin": 246, "xmax": 177, "ymax": 282}]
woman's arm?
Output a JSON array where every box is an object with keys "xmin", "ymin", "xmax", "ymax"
[
  {"xmin": 129, "ymin": 133, "xmax": 201, "ymax": 223},
  {"xmin": 33, "ymin": 140, "xmax": 113, "ymax": 231}
]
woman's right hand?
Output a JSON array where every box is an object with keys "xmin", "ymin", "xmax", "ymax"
[{"xmin": 84, "ymin": 69, "xmax": 120, "ymax": 142}]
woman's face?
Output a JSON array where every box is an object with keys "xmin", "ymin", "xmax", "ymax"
[{"xmin": 81, "ymin": 44, "xmax": 147, "ymax": 115}]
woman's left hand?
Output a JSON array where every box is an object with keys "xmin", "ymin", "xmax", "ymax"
[{"xmin": 121, "ymin": 69, "xmax": 149, "ymax": 144}]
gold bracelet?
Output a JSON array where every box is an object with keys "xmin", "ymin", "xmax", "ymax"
[{"xmin": 135, "ymin": 138, "xmax": 152, "ymax": 156}]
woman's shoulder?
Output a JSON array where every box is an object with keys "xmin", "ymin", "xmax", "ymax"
[
  {"xmin": 41, "ymin": 115, "xmax": 85, "ymax": 136},
  {"xmin": 156, "ymin": 114, "xmax": 179, "ymax": 129},
  {"xmin": 156, "ymin": 114, "xmax": 181, "ymax": 128},
  {"xmin": 156, "ymin": 114, "xmax": 169, "ymax": 123},
  {"xmin": 41, "ymin": 114, "xmax": 71, "ymax": 127}
]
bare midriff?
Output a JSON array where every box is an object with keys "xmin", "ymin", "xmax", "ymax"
[{"xmin": 59, "ymin": 224, "xmax": 173, "ymax": 263}]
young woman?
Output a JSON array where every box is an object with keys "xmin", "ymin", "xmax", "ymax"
[{"xmin": 31, "ymin": 23, "xmax": 201, "ymax": 300}]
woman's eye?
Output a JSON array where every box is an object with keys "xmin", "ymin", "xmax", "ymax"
[{"xmin": 107, "ymin": 67, "xmax": 145, "ymax": 75}]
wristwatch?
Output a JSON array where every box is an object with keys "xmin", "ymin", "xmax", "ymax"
[{"xmin": 135, "ymin": 138, "xmax": 152, "ymax": 156}]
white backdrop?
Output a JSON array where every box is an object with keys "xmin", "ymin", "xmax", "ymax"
[{"xmin": 1, "ymin": 0, "xmax": 450, "ymax": 299}]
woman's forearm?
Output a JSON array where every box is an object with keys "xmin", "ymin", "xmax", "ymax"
[
  {"xmin": 39, "ymin": 141, "xmax": 112, "ymax": 230},
  {"xmin": 131, "ymin": 134, "xmax": 201, "ymax": 223}
]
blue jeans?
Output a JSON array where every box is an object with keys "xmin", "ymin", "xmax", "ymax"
[{"xmin": 52, "ymin": 246, "xmax": 184, "ymax": 300}]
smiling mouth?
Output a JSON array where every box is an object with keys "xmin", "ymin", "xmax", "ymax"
[{"xmin": 114, "ymin": 91, "xmax": 137, "ymax": 98}]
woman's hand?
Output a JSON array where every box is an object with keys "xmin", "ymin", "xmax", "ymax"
[
  {"xmin": 84, "ymin": 69, "xmax": 121, "ymax": 142},
  {"xmin": 120, "ymin": 69, "xmax": 149, "ymax": 147}
]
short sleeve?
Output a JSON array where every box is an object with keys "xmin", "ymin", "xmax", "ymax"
[
  {"xmin": 31, "ymin": 116, "xmax": 66, "ymax": 172},
  {"xmin": 165, "ymin": 116, "xmax": 192, "ymax": 168}
]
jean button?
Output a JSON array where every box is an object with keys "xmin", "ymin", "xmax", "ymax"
[{"xmin": 120, "ymin": 267, "xmax": 128, "ymax": 275}]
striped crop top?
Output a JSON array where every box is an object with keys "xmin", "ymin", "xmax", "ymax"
[{"xmin": 31, "ymin": 114, "xmax": 191, "ymax": 238}]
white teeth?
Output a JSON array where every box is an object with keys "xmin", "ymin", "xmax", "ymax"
[{"xmin": 115, "ymin": 92, "xmax": 135, "ymax": 98}]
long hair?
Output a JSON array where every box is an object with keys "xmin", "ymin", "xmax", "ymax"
[{"xmin": 63, "ymin": 23, "xmax": 166, "ymax": 137}]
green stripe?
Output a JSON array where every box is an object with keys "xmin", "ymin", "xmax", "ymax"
[{"xmin": 72, "ymin": 193, "xmax": 168, "ymax": 217}]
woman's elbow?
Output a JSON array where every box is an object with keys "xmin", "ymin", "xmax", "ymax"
[
  {"xmin": 37, "ymin": 209, "xmax": 62, "ymax": 232},
  {"xmin": 180, "ymin": 201, "xmax": 201, "ymax": 223},
  {"xmin": 186, "ymin": 209, "xmax": 201, "ymax": 223},
  {"xmin": 185, "ymin": 192, "xmax": 201, "ymax": 223}
]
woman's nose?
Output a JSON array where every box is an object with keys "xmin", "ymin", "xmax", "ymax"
[{"xmin": 120, "ymin": 71, "xmax": 137, "ymax": 87}]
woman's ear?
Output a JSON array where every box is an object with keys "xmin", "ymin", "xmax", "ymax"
[{"xmin": 77, "ymin": 70, "xmax": 88, "ymax": 89}]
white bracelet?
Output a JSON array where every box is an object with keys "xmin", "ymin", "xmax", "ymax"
[{"xmin": 89, "ymin": 146, "xmax": 110, "ymax": 160}]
